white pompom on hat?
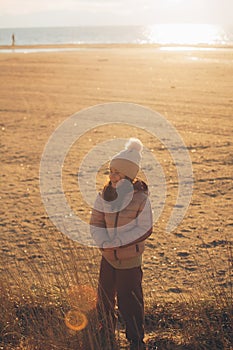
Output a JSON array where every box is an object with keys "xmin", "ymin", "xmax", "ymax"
[{"xmin": 110, "ymin": 138, "xmax": 143, "ymax": 179}]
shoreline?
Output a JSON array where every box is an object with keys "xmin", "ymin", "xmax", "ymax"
[{"xmin": 1, "ymin": 42, "xmax": 233, "ymax": 53}]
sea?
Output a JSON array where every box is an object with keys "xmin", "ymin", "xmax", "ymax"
[{"xmin": 0, "ymin": 24, "xmax": 233, "ymax": 52}]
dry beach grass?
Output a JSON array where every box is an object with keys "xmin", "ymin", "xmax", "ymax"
[{"xmin": 0, "ymin": 44, "xmax": 233, "ymax": 349}]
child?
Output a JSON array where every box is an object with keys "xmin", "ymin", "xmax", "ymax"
[{"xmin": 90, "ymin": 138, "xmax": 153, "ymax": 350}]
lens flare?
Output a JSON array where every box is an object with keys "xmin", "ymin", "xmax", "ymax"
[
  {"xmin": 40, "ymin": 102, "xmax": 193, "ymax": 238},
  {"xmin": 64, "ymin": 309, "xmax": 88, "ymax": 331}
]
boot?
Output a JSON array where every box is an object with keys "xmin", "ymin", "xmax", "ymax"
[{"xmin": 129, "ymin": 340, "xmax": 146, "ymax": 350}]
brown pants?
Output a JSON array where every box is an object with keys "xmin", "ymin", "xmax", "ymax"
[{"xmin": 97, "ymin": 257, "xmax": 144, "ymax": 342}]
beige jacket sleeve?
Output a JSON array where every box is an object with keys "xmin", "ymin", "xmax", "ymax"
[{"xmin": 90, "ymin": 193, "xmax": 109, "ymax": 247}]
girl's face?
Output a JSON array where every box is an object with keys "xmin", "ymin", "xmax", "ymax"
[{"xmin": 109, "ymin": 167, "xmax": 125, "ymax": 188}]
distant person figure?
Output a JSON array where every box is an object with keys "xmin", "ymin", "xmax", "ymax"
[{"xmin": 11, "ymin": 33, "xmax": 15, "ymax": 46}]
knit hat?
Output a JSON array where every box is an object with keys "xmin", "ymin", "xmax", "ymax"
[{"xmin": 110, "ymin": 138, "xmax": 143, "ymax": 179}]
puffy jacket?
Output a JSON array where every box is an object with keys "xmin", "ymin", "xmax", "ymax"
[{"xmin": 90, "ymin": 180, "xmax": 153, "ymax": 262}]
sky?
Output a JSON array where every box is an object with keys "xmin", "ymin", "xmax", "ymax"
[{"xmin": 0, "ymin": 0, "xmax": 232, "ymax": 28}]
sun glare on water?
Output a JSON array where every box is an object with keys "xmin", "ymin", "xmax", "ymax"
[{"xmin": 146, "ymin": 23, "xmax": 225, "ymax": 45}]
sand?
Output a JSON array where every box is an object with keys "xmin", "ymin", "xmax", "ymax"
[{"xmin": 1, "ymin": 45, "xmax": 233, "ymax": 304}]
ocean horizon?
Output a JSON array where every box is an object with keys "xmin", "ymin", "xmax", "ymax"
[{"xmin": 1, "ymin": 24, "xmax": 233, "ymax": 49}]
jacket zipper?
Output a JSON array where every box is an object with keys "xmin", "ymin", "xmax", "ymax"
[
  {"xmin": 114, "ymin": 211, "xmax": 120, "ymax": 260},
  {"xmin": 114, "ymin": 211, "xmax": 120, "ymax": 237}
]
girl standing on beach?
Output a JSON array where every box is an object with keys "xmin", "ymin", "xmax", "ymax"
[{"xmin": 90, "ymin": 138, "xmax": 153, "ymax": 350}]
